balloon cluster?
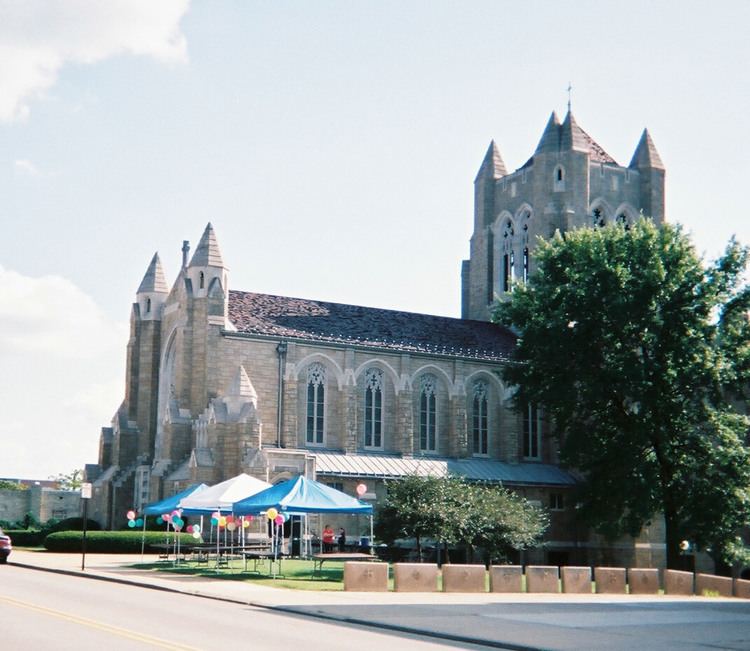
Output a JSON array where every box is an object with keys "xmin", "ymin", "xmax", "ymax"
[
  {"xmin": 156, "ymin": 509, "xmax": 185, "ymax": 531},
  {"xmin": 126, "ymin": 510, "xmax": 143, "ymax": 529},
  {"xmin": 186, "ymin": 523, "xmax": 202, "ymax": 540},
  {"xmin": 266, "ymin": 508, "xmax": 286, "ymax": 525}
]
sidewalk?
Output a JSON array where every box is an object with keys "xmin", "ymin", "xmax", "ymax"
[{"xmin": 9, "ymin": 549, "xmax": 727, "ymax": 608}]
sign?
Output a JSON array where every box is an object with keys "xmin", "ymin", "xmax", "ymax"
[{"xmin": 81, "ymin": 482, "xmax": 92, "ymax": 499}]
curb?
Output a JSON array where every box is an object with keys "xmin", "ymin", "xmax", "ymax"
[{"xmin": 9, "ymin": 560, "xmax": 539, "ymax": 651}]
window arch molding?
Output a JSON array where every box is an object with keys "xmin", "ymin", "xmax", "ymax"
[
  {"xmin": 291, "ymin": 353, "xmax": 345, "ymax": 390},
  {"xmin": 463, "ymin": 369, "xmax": 506, "ymax": 398},
  {"xmin": 353, "ymin": 359, "xmax": 401, "ymax": 394},
  {"xmin": 613, "ymin": 202, "xmax": 638, "ymax": 227},
  {"xmin": 589, "ymin": 198, "xmax": 613, "ymax": 228},
  {"xmin": 409, "ymin": 364, "xmax": 455, "ymax": 397}
]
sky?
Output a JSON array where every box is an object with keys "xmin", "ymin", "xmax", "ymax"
[{"xmin": 1, "ymin": 0, "xmax": 749, "ymax": 479}]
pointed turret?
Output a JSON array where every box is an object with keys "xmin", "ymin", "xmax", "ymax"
[
  {"xmin": 560, "ymin": 111, "xmax": 589, "ymax": 153},
  {"xmin": 136, "ymin": 252, "xmax": 168, "ymax": 321},
  {"xmin": 474, "ymin": 140, "xmax": 507, "ymax": 182},
  {"xmin": 534, "ymin": 111, "xmax": 561, "ymax": 155},
  {"xmin": 137, "ymin": 253, "xmax": 169, "ymax": 294},
  {"xmin": 629, "ymin": 128, "xmax": 665, "ymax": 170},
  {"xmin": 189, "ymin": 222, "xmax": 225, "ymax": 269}
]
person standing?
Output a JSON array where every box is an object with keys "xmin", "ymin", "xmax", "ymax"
[
  {"xmin": 337, "ymin": 527, "xmax": 346, "ymax": 552},
  {"xmin": 322, "ymin": 524, "xmax": 335, "ymax": 552}
]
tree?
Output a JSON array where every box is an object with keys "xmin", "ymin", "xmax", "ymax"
[
  {"xmin": 49, "ymin": 469, "xmax": 84, "ymax": 491},
  {"xmin": 374, "ymin": 474, "xmax": 547, "ymax": 563},
  {"xmin": 0, "ymin": 480, "xmax": 27, "ymax": 491},
  {"xmin": 494, "ymin": 220, "xmax": 750, "ymax": 569}
]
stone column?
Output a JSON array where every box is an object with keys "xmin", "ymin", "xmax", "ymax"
[
  {"xmin": 450, "ymin": 395, "xmax": 468, "ymax": 457},
  {"xmin": 396, "ymin": 389, "xmax": 414, "ymax": 456},
  {"xmin": 344, "ymin": 384, "xmax": 358, "ymax": 453},
  {"xmin": 281, "ymin": 377, "xmax": 298, "ymax": 448}
]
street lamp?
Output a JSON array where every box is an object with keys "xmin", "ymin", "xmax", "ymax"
[{"xmin": 80, "ymin": 482, "xmax": 92, "ymax": 571}]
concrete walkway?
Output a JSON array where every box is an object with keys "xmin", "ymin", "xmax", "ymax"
[{"xmin": 8, "ymin": 550, "xmax": 744, "ymax": 650}]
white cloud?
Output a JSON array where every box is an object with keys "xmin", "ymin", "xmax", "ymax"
[
  {"xmin": 13, "ymin": 159, "xmax": 39, "ymax": 175},
  {"xmin": 0, "ymin": 265, "xmax": 127, "ymax": 478},
  {"xmin": 0, "ymin": 0, "xmax": 190, "ymax": 122}
]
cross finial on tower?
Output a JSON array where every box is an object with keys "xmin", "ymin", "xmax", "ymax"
[{"xmin": 567, "ymin": 82, "xmax": 573, "ymax": 113}]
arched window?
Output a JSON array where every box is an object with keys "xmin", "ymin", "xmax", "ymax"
[
  {"xmin": 146, "ymin": 297, "xmax": 151, "ymax": 313},
  {"xmin": 593, "ymin": 207, "xmax": 606, "ymax": 228},
  {"xmin": 616, "ymin": 213, "xmax": 631, "ymax": 230},
  {"xmin": 306, "ymin": 363, "xmax": 325, "ymax": 445},
  {"xmin": 522, "ymin": 247, "xmax": 529, "ymax": 284},
  {"xmin": 523, "ymin": 403, "xmax": 541, "ymax": 459},
  {"xmin": 472, "ymin": 381, "xmax": 489, "ymax": 456},
  {"xmin": 419, "ymin": 374, "xmax": 437, "ymax": 452},
  {"xmin": 502, "ymin": 220, "xmax": 514, "ymax": 292},
  {"xmin": 199, "ymin": 271, "xmax": 205, "ymax": 289},
  {"xmin": 364, "ymin": 368, "xmax": 383, "ymax": 449},
  {"xmin": 554, "ymin": 165, "xmax": 565, "ymax": 191}
]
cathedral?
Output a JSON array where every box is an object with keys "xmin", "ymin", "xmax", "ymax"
[{"xmin": 86, "ymin": 110, "xmax": 666, "ymax": 566}]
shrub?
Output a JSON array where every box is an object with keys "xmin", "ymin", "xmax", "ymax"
[
  {"xmin": 5, "ymin": 530, "xmax": 46, "ymax": 546},
  {"xmin": 44, "ymin": 530, "xmax": 196, "ymax": 553}
]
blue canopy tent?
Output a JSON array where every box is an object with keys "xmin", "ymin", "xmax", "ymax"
[
  {"xmin": 232, "ymin": 475, "xmax": 373, "ymax": 557},
  {"xmin": 140, "ymin": 483, "xmax": 209, "ymax": 560}
]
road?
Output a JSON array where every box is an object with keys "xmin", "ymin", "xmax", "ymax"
[{"xmin": 0, "ymin": 565, "xmax": 481, "ymax": 651}]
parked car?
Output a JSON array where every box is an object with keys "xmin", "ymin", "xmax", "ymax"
[{"xmin": 0, "ymin": 528, "xmax": 12, "ymax": 563}]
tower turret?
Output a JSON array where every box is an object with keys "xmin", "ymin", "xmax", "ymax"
[
  {"xmin": 187, "ymin": 222, "xmax": 230, "ymax": 323},
  {"xmin": 136, "ymin": 252, "xmax": 168, "ymax": 321},
  {"xmin": 629, "ymin": 129, "xmax": 665, "ymax": 223}
]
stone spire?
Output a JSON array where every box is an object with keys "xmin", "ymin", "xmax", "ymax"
[
  {"xmin": 560, "ymin": 110, "xmax": 589, "ymax": 153},
  {"xmin": 137, "ymin": 253, "xmax": 168, "ymax": 294},
  {"xmin": 474, "ymin": 140, "xmax": 507, "ymax": 181},
  {"xmin": 534, "ymin": 111, "xmax": 561, "ymax": 154},
  {"xmin": 629, "ymin": 128, "xmax": 665, "ymax": 170},
  {"xmin": 189, "ymin": 222, "xmax": 225, "ymax": 269}
]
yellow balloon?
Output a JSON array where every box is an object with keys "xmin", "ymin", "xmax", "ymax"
[
  {"xmin": 219, "ymin": 516, "xmax": 227, "ymax": 526},
  {"xmin": 267, "ymin": 508, "xmax": 278, "ymax": 520}
]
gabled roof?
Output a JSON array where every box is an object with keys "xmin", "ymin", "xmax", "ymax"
[
  {"xmin": 189, "ymin": 222, "xmax": 225, "ymax": 268},
  {"xmin": 227, "ymin": 290, "xmax": 516, "ymax": 362},
  {"xmin": 137, "ymin": 253, "xmax": 169, "ymax": 294}
]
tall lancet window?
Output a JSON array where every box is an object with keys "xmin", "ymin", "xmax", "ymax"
[
  {"xmin": 523, "ymin": 403, "xmax": 541, "ymax": 459},
  {"xmin": 522, "ymin": 247, "xmax": 529, "ymax": 284},
  {"xmin": 306, "ymin": 363, "xmax": 326, "ymax": 445},
  {"xmin": 199, "ymin": 271, "xmax": 205, "ymax": 289},
  {"xmin": 472, "ymin": 381, "xmax": 489, "ymax": 456},
  {"xmin": 364, "ymin": 368, "xmax": 383, "ymax": 448},
  {"xmin": 419, "ymin": 374, "xmax": 437, "ymax": 452},
  {"xmin": 502, "ymin": 220, "xmax": 514, "ymax": 292}
]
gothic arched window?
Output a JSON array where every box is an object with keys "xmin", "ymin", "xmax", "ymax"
[
  {"xmin": 419, "ymin": 374, "xmax": 437, "ymax": 452},
  {"xmin": 146, "ymin": 297, "xmax": 151, "ymax": 313},
  {"xmin": 554, "ymin": 165, "xmax": 566, "ymax": 191},
  {"xmin": 616, "ymin": 213, "xmax": 631, "ymax": 230},
  {"xmin": 522, "ymin": 247, "xmax": 529, "ymax": 284},
  {"xmin": 502, "ymin": 220, "xmax": 514, "ymax": 292},
  {"xmin": 593, "ymin": 207, "xmax": 606, "ymax": 228},
  {"xmin": 472, "ymin": 381, "xmax": 489, "ymax": 456},
  {"xmin": 523, "ymin": 403, "xmax": 541, "ymax": 459},
  {"xmin": 364, "ymin": 368, "xmax": 383, "ymax": 449},
  {"xmin": 306, "ymin": 363, "xmax": 326, "ymax": 445}
]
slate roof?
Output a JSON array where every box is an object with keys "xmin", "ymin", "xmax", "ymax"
[
  {"xmin": 313, "ymin": 451, "xmax": 577, "ymax": 487},
  {"xmin": 227, "ymin": 290, "xmax": 516, "ymax": 361}
]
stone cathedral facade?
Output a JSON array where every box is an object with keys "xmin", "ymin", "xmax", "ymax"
[{"xmin": 86, "ymin": 110, "xmax": 666, "ymax": 567}]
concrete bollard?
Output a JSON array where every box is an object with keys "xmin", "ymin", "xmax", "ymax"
[
  {"xmin": 734, "ymin": 578, "xmax": 750, "ymax": 599},
  {"xmin": 695, "ymin": 573, "xmax": 732, "ymax": 597},
  {"xmin": 561, "ymin": 566, "xmax": 592, "ymax": 593},
  {"xmin": 628, "ymin": 568, "xmax": 660, "ymax": 594},
  {"xmin": 594, "ymin": 567, "xmax": 627, "ymax": 594},
  {"xmin": 393, "ymin": 563, "xmax": 438, "ymax": 592},
  {"xmin": 343, "ymin": 561, "xmax": 388, "ymax": 592},
  {"xmin": 664, "ymin": 569, "xmax": 694, "ymax": 596},
  {"xmin": 490, "ymin": 565, "xmax": 523, "ymax": 593},
  {"xmin": 526, "ymin": 566, "xmax": 559, "ymax": 593},
  {"xmin": 442, "ymin": 564, "xmax": 486, "ymax": 592}
]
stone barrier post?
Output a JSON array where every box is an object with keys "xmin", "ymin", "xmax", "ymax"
[
  {"xmin": 695, "ymin": 573, "xmax": 732, "ymax": 597},
  {"xmin": 628, "ymin": 568, "xmax": 660, "ymax": 594},
  {"xmin": 393, "ymin": 563, "xmax": 438, "ymax": 592},
  {"xmin": 526, "ymin": 566, "xmax": 559, "ymax": 593},
  {"xmin": 343, "ymin": 561, "xmax": 388, "ymax": 592},
  {"xmin": 561, "ymin": 566, "xmax": 592, "ymax": 594},
  {"xmin": 664, "ymin": 569, "xmax": 694, "ymax": 596},
  {"xmin": 734, "ymin": 578, "xmax": 750, "ymax": 599},
  {"xmin": 490, "ymin": 565, "xmax": 523, "ymax": 593},
  {"xmin": 442, "ymin": 564, "xmax": 486, "ymax": 592},
  {"xmin": 594, "ymin": 567, "xmax": 626, "ymax": 594}
]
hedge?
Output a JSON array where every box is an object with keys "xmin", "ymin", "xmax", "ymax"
[
  {"xmin": 5, "ymin": 530, "xmax": 46, "ymax": 547},
  {"xmin": 44, "ymin": 531, "xmax": 196, "ymax": 553}
]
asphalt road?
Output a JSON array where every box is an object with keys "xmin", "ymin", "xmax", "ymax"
[{"xmin": 0, "ymin": 565, "xmax": 482, "ymax": 651}]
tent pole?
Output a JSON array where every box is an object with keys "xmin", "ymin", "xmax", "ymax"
[
  {"xmin": 370, "ymin": 515, "xmax": 374, "ymax": 556},
  {"xmin": 140, "ymin": 514, "xmax": 147, "ymax": 562}
]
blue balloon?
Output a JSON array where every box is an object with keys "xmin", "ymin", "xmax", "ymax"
[
  {"xmin": 127, "ymin": 520, "xmax": 136, "ymax": 528},
  {"xmin": 135, "ymin": 518, "xmax": 143, "ymax": 526}
]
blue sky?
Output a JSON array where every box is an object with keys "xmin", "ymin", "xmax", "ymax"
[{"xmin": 2, "ymin": 0, "xmax": 749, "ymax": 479}]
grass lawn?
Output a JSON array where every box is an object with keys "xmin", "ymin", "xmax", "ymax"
[{"xmin": 132, "ymin": 558, "xmax": 366, "ymax": 591}]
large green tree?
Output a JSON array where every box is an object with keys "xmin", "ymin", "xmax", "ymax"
[{"xmin": 494, "ymin": 220, "xmax": 750, "ymax": 569}]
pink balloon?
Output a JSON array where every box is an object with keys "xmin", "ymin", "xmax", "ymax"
[
  {"xmin": 126, "ymin": 510, "xmax": 136, "ymax": 520},
  {"xmin": 274, "ymin": 515, "xmax": 284, "ymax": 525},
  {"xmin": 186, "ymin": 525, "xmax": 194, "ymax": 533},
  {"xmin": 162, "ymin": 513, "xmax": 172, "ymax": 521},
  {"xmin": 356, "ymin": 483, "xmax": 367, "ymax": 496}
]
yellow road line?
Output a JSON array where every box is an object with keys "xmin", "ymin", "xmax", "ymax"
[{"xmin": 0, "ymin": 595, "xmax": 201, "ymax": 650}]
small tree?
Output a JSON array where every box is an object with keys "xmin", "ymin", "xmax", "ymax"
[
  {"xmin": 0, "ymin": 480, "xmax": 27, "ymax": 491},
  {"xmin": 50, "ymin": 469, "xmax": 84, "ymax": 491}
]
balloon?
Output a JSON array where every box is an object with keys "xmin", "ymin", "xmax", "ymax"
[
  {"xmin": 171, "ymin": 510, "xmax": 180, "ymax": 517},
  {"xmin": 356, "ymin": 483, "xmax": 367, "ymax": 496},
  {"xmin": 227, "ymin": 522, "xmax": 236, "ymax": 531},
  {"xmin": 225, "ymin": 515, "xmax": 234, "ymax": 523},
  {"xmin": 156, "ymin": 516, "xmax": 163, "ymax": 524},
  {"xmin": 266, "ymin": 508, "xmax": 278, "ymax": 520},
  {"xmin": 192, "ymin": 524, "xmax": 201, "ymax": 534},
  {"xmin": 242, "ymin": 520, "xmax": 250, "ymax": 528},
  {"xmin": 192, "ymin": 531, "xmax": 201, "ymax": 539},
  {"xmin": 186, "ymin": 525, "xmax": 193, "ymax": 533},
  {"xmin": 135, "ymin": 519, "xmax": 143, "ymax": 527},
  {"xmin": 274, "ymin": 515, "xmax": 284, "ymax": 525},
  {"xmin": 126, "ymin": 510, "xmax": 136, "ymax": 520},
  {"xmin": 212, "ymin": 511, "xmax": 220, "ymax": 519},
  {"xmin": 127, "ymin": 520, "xmax": 136, "ymax": 528},
  {"xmin": 219, "ymin": 516, "xmax": 227, "ymax": 527},
  {"xmin": 210, "ymin": 517, "xmax": 219, "ymax": 526},
  {"xmin": 162, "ymin": 513, "xmax": 172, "ymax": 522}
]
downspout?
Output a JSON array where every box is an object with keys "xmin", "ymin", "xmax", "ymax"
[{"xmin": 276, "ymin": 340, "xmax": 288, "ymax": 448}]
